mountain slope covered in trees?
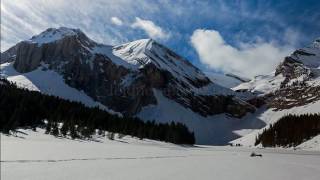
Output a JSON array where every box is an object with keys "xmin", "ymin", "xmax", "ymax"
[
  {"xmin": 255, "ymin": 114, "xmax": 320, "ymax": 147},
  {"xmin": 0, "ymin": 78, "xmax": 195, "ymax": 144}
]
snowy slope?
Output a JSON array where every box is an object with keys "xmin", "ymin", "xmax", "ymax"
[
  {"xmin": 296, "ymin": 135, "xmax": 320, "ymax": 151},
  {"xmin": 137, "ymin": 89, "xmax": 264, "ymax": 145},
  {"xmin": 231, "ymin": 99, "xmax": 320, "ymax": 147},
  {"xmin": 1, "ymin": 129, "xmax": 320, "ymax": 180},
  {"xmin": 0, "ymin": 60, "xmax": 254, "ymax": 145},
  {"xmin": 112, "ymin": 39, "xmax": 235, "ymax": 96},
  {"xmin": 27, "ymin": 27, "xmax": 81, "ymax": 46},
  {"xmin": 0, "ymin": 62, "xmax": 118, "ymax": 115},
  {"xmin": 233, "ymin": 73, "xmax": 285, "ymax": 94},
  {"xmin": 113, "ymin": 39, "xmax": 207, "ymax": 81},
  {"xmin": 206, "ymin": 72, "xmax": 250, "ymax": 88}
]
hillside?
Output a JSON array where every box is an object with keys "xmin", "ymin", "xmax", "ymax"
[{"xmin": 0, "ymin": 79, "xmax": 195, "ymax": 144}]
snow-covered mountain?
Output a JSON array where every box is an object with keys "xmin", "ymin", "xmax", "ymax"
[
  {"xmin": 232, "ymin": 38, "xmax": 320, "ymax": 146},
  {"xmin": 1, "ymin": 27, "xmax": 256, "ymax": 144},
  {"xmin": 233, "ymin": 38, "xmax": 320, "ymax": 109},
  {"xmin": 234, "ymin": 38, "xmax": 320, "ymax": 95},
  {"xmin": 1, "ymin": 27, "xmax": 319, "ymax": 146}
]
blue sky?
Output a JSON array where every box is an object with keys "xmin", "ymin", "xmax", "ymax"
[{"xmin": 1, "ymin": 0, "xmax": 320, "ymax": 77}]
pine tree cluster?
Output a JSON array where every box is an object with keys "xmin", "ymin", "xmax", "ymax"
[
  {"xmin": 255, "ymin": 113, "xmax": 320, "ymax": 147},
  {"xmin": 0, "ymin": 79, "xmax": 195, "ymax": 144}
]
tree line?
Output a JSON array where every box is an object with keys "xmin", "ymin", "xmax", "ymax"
[
  {"xmin": 0, "ymin": 78, "xmax": 195, "ymax": 144},
  {"xmin": 255, "ymin": 113, "xmax": 320, "ymax": 147}
]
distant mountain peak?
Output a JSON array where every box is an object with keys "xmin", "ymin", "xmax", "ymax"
[{"xmin": 235, "ymin": 37, "xmax": 320, "ymax": 92}]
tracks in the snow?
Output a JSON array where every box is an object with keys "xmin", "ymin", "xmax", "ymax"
[{"xmin": 1, "ymin": 155, "xmax": 189, "ymax": 163}]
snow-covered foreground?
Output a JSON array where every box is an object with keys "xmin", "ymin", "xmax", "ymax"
[{"xmin": 1, "ymin": 129, "xmax": 320, "ymax": 180}]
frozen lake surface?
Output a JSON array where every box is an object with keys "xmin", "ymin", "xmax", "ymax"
[{"xmin": 1, "ymin": 129, "xmax": 320, "ymax": 180}]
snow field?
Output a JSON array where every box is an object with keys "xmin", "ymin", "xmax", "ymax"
[{"xmin": 1, "ymin": 129, "xmax": 320, "ymax": 180}]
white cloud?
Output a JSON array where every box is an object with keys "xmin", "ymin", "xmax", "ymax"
[
  {"xmin": 0, "ymin": 0, "xmax": 162, "ymax": 51},
  {"xmin": 110, "ymin": 17, "xmax": 123, "ymax": 26},
  {"xmin": 131, "ymin": 17, "xmax": 170, "ymax": 40},
  {"xmin": 190, "ymin": 29, "xmax": 294, "ymax": 78}
]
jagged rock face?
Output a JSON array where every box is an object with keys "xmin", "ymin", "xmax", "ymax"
[
  {"xmin": 1, "ymin": 27, "xmax": 254, "ymax": 118},
  {"xmin": 275, "ymin": 56, "xmax": 308, "ymax": 79},
  {"xmin": 13, "ymin": 31, "xmax": 95, "ymax": 73},
  {"xmin": 275, "ymin": 40, "xmax": 320, "ymax": 85},
  {"xmin": 272, "ymin": 45, "xmax": 320, "ymax": 109},
  {"xmin": 1, "ymin": 45, "xmax": 17, "ymax": 64},
  {"xmin": 269, "ymin": 85, "xmax": 320, "ymax": 110},
  {"xmin": 275, "ymin": 56, "xmax": 311, "ymax": 87},
  {"xmin": 235, "ymin": 38, "xmax": 320, "ymax": 110},
  {"xmin": 13, "ymin": 42, "xmax": 42, "ymax": 72},
  {"xmin": 246, "ymin": 96, "xmax": 266, "ymax": 108}
]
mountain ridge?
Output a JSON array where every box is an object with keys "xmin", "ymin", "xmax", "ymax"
[{"xmin": 1, "ymin": 27, "xmax": 257, "ymax": 144}]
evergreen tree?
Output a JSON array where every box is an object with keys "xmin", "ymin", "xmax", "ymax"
[
  {"xmin": 60, "ymin": 122, "xmax": 68, "ymax": 137},
  {"xmin": 107, "ymin": 132, "xmax": 115, "ymax": 140},
  {"xmin": 256, "ymin": 113, "xmax": 320, "ymax": 147},
  {"xmin": 70, "ymin": 124, "xmax": 78, "ymax": 139},
  {"xmin": 51, "ymin": 122, "xmax": 59, "ymax": 136},
  {"xmin": 45, "ymin": 121, "xmax": 52, "ymax": 134}
]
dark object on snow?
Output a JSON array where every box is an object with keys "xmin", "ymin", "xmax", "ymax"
[{"xmin": 250, "ymin": 152, "xmax": 262, "ymax": 157}]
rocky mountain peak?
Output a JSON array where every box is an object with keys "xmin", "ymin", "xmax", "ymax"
[
  {"xmin": 113, "ymin": 38, "xmax": 211, "ymax": 89},
  {"xmin": 274, "ymin": 38, "xmax": 320, "ymax": 87},
  {"xmin": 27, "ymin": 27, "xmax": 97, "ymax": 49},
  {"xmin": 234, "ymin": 37, "xmax": 320, "ymax": 111}
]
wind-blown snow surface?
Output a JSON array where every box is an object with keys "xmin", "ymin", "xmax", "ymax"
[
  {"xmin": 1, "ymin": 129, "xmax": 320, "ymax": 180},
  {"xmin": 0, "ymin": 62, "xmax": 118, "ymax": 115}
]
